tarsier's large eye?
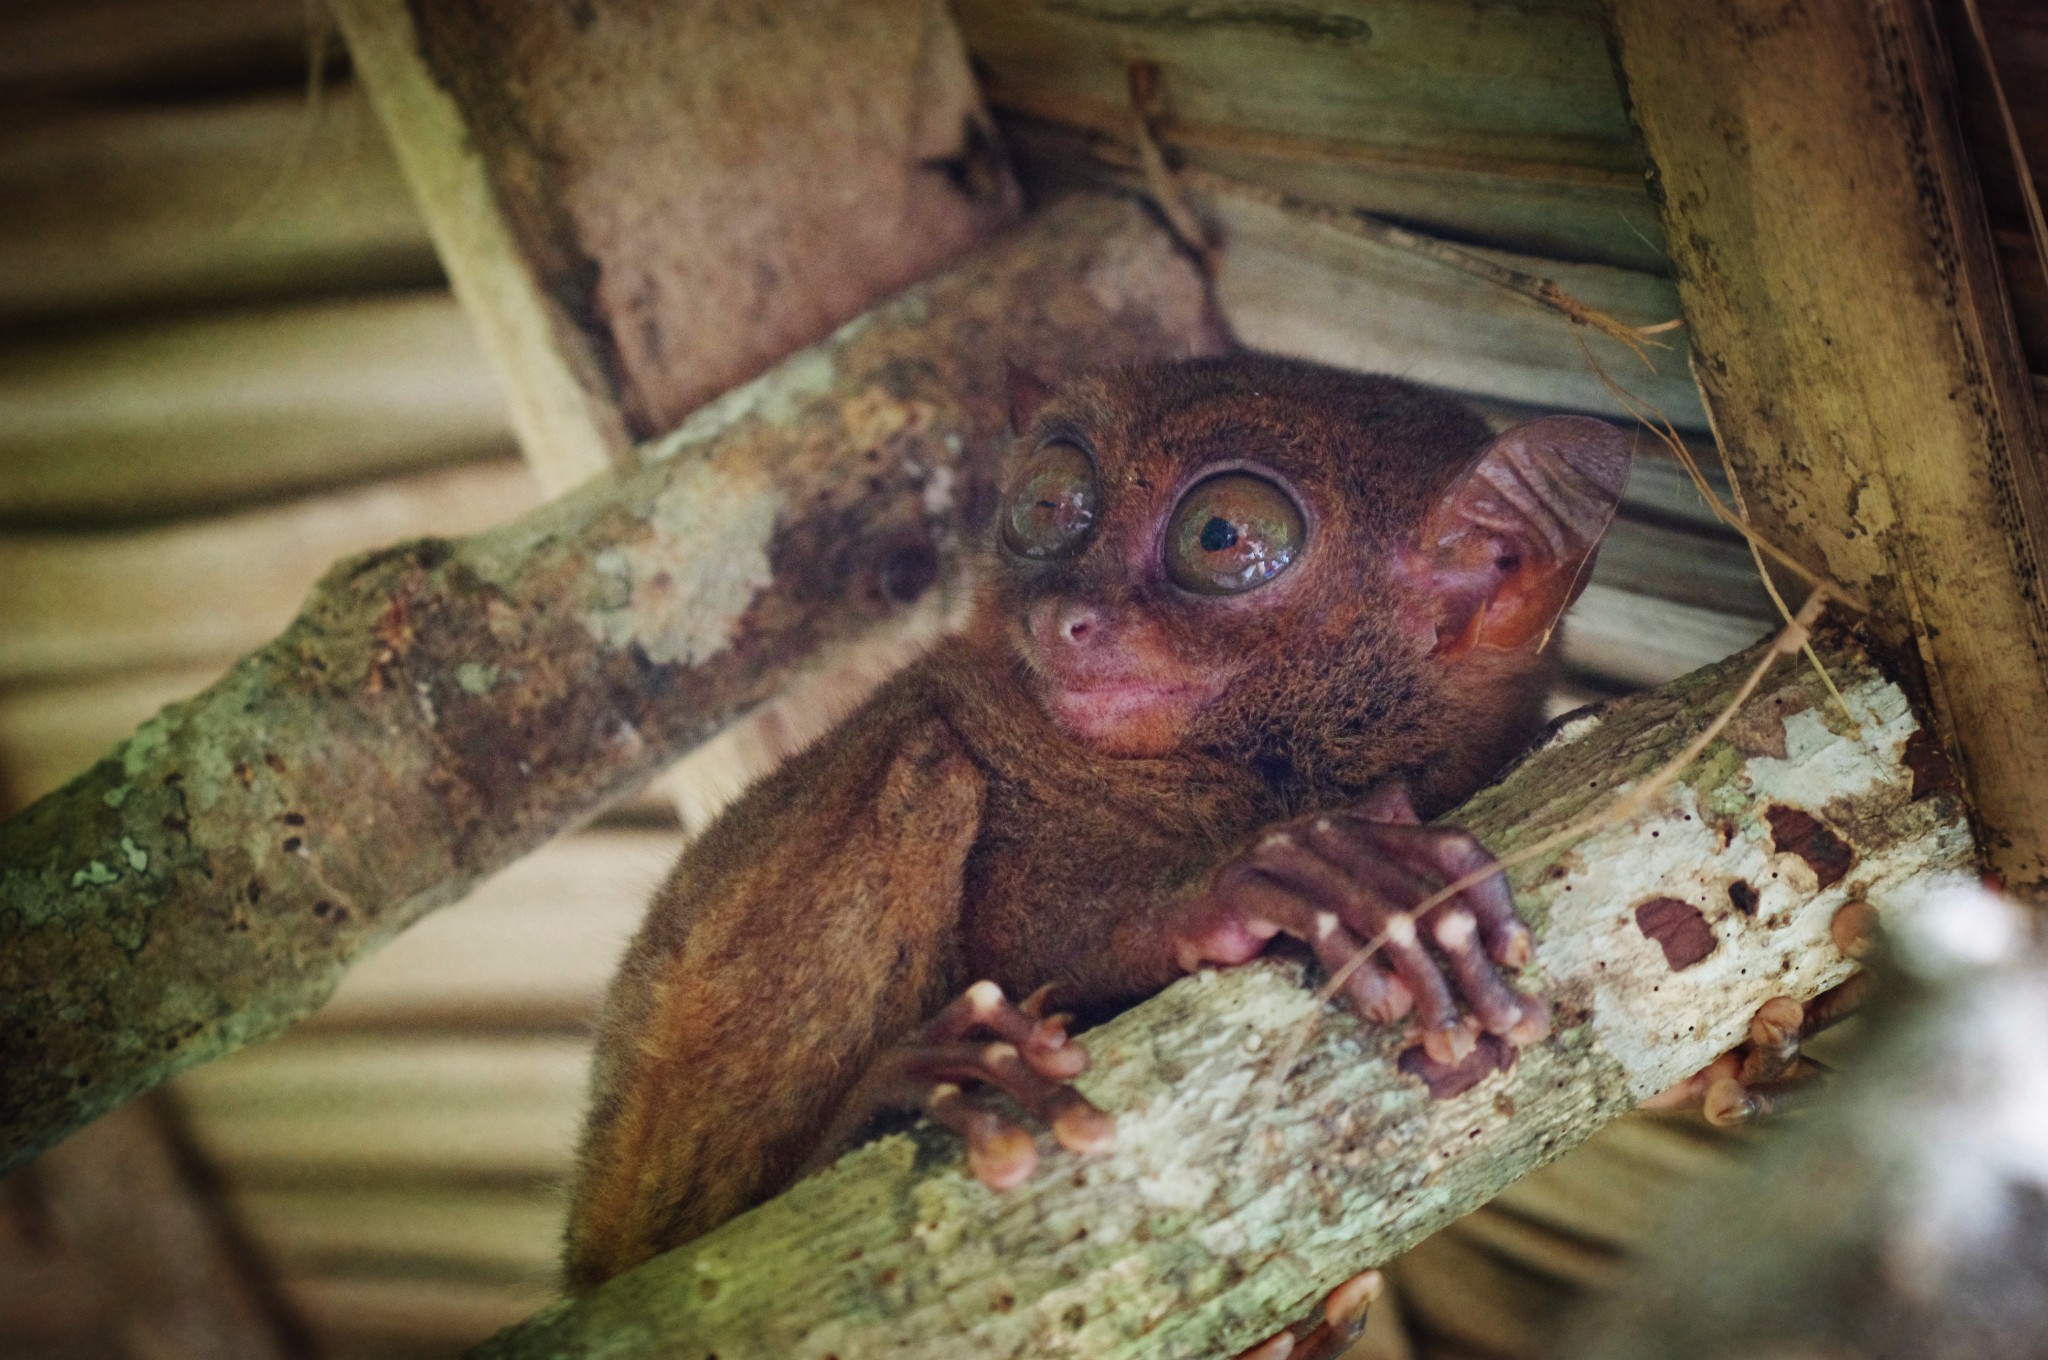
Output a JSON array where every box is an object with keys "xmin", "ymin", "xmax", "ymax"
[
  {"xmin": 1164, "ymin": 472, "xmax": 1305, "ymax": 595},
  {"xmin": 1001, "ymin": 440, "xmax": 1099, "ymax": 560}
]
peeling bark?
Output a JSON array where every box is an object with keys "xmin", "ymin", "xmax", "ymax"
[
  {"xmin": 0, "ymin": 193, "xmax": 1224, "ymax": 1173},
  {"xmin": 467, "ymin": 633, "xmax": 1974, "ymax": 1360}
]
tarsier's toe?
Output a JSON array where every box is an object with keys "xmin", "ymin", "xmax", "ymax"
[
  {"xmin": 1231, "ymin": 1269, "xmax": 1383, "ymax": 1360},
  {"xmin": 1649, "ymin": 903, "xmax": 1879, "ymax": 1124},
  {"xmin": 902, "ymin": 982, "xmax": 1118, "ymax": 1188}
]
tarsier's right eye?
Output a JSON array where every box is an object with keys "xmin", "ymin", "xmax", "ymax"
[{"xmin": 1001, "ymin": 440, "xmax": 1099, "ymax": 560}]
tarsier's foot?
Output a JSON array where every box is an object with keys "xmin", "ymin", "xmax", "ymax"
[
  {"xmin": 1644, "ymin": 902, "xmax": 1879, "ymax": 1126},
  {"xmin": 824, "ymin": 981, "xmax": 1116, "ymax": 1190},
  {"xmin": 1172, "ymin": 782, "xmax": 1548, "ymax": 1064},
  {"xmin": 1232, "ymin": 1269, "xmax": 1382, "ymax": 1360}
]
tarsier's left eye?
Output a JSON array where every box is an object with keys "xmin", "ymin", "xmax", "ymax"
[{"xmin": 1164, "ymin": 472, "xmax": 1305, "ymax": 595}]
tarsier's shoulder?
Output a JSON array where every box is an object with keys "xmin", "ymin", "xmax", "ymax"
[{"xmin": 651, "ymin": 661, "xmax": 987, "ymax": 919}]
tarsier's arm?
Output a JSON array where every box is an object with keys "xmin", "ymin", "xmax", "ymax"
[{"xmin": 564, "ymin": 701, "xmax": 985, "ymax": 1290}]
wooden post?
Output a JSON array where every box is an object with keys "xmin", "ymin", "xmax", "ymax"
[
  {"xmin": 332, "ymin": 0, "xmax": 1017, "ymax": 493},
  {"xmin": 1605, "ymin": 0, "xmax": 2048, "ymax": 891},
  {"xmin": 466, "ymin": 632, "xmax": 1974, "ymax": 1360},
  {"xmin": 0, "ymin": 195, "xmax": 1224, "ymax": 1175}
]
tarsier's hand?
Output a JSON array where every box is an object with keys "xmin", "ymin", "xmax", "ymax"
[
  {"xmin": 808, "ymin": 981, "xmax": 1117, "ymax": 1192},
  {"xmin": 1169, "ymin": 782, "xmax": 1549, "ymax": 1065}
]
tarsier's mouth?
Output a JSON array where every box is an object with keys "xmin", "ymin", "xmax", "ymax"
[{"xmin": 1037, "ymin": 672, "xmax": 1230, "ymax": 750}]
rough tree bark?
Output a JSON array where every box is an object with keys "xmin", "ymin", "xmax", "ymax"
[
  {"xmin": 467, "ymin": 631, "xmax": 1975, "ymax": 1360},
  {"xmin": 0, "ymin": 193, "xmax": 1225, "ymax": 1174}
]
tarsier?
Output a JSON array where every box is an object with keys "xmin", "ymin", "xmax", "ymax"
[{"xmin": 567, "ymin": 354, "xmax": 1635, "ymax": 1350}]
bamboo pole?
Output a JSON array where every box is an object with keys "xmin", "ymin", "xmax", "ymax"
[
  {"xmin": 1606, "ymin": 0, "xmax": 2048, "ymax": 893},
  {"xmin": 465, "ymin": 631, "xmax": 1972, "ymax": 1360},
  {"xmin": 0, "ymin": 194, "xmax": 1223, "ymax": 1174}
]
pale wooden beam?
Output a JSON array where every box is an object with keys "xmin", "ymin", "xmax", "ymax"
[
  {"xmin": 465, "ymin": 633, "xmax": 1972, "ymax": 1360},
  {"xmin": 0, "ymin": 194, "xmax": 1219, "ymax": 1175},
  {"xmin": 0, "ymin": 296, "xmax": 516, "ymax": 527},
  {"xmin": 0, "ymin": 87, "xmax": 435, "ymax": 327},
  {"xmin": 954, "ymin": 0, "xmax": 1664, "ymax": 271},
  {"xmin": 332, "ymin": 0, "xmax": 1018, "ymax": 494},
  {"xmin": 1605, "ymin": 0, "xmax": 2048, "ymax": 891}
]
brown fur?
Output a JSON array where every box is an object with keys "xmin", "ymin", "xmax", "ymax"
[{"xmin": 565, "ymin": 355, "xmax": 1605, "ymax": 1289}]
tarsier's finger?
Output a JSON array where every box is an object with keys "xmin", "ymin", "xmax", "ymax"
[
  {"xmin": 1640, "ymin": 1051, "xmax": 1741, "ymax": 1111},
  {"xmin": 1209, "ymin": 858, "xmax": 1418, "ymax": 1024},
  {"xmin": 1230, "ymin": 1269, "xmax": 1382, "ymax": 1360},
  {"xmin": 1430, "ymin": 906, "xmax": 1535, "ymax": 1039},
  {"xmin": 1292, "ymin": 820, "xmax": 1467, "ymax": 1054},
  {"xmin": 1291, "ymin": 1269, "xmax": 1382, "ymax": 1360},
  {"xmin": 1233, "ymin": 1335, "xmax": 1295, "ymax": 1360},
  {"xmin": 1704, "ymin": 1063, "xmax": 1825, "ymax": 1128},
  {"xmin": 1737, "ymin": 996, "xmax": 1805, "ymax": 1085},
  {"xmin": 1804, "ymin": 969, "xmax": 1877, "ymax": 1034},
  {"xmin": 927, "ymin": 1084, "xmax": 1037, "ymax": 1190},
  {"xmin": 1304, "ymin": 913, "xmax": 1415, "ymax": 1023},
  {"xmin": 1359, "ymin": 820, "xmax": 1532, "ymax": 969}
]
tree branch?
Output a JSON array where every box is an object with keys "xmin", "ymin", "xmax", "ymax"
[
  {"xmin": 469, "ymin": 631, "xmax": 1974, "ymax": 1360},
  {"xmin": 0, "ymin": 193, "xmax": 1224, "ymax": 1173}
]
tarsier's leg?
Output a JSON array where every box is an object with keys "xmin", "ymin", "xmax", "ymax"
[
  {"xmin": 1232, "ymin": 1269, "xmax": 1382, "ymax": 1360},
  {"xmin": 1644, "ymin": 902, "xmax": 1879, "ymax": 1124},
  {"xmin": 1172, "ymin": 783, "xmax": 1548, "ymax": 1064},
  {"xmin": 802, "ymin": 981, "xmax": 1116, "ymax": 1190}
]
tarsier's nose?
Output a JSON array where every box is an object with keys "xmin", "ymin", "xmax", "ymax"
[{"xmin": 1058, "ymin": 603, "xmax": 1099, "ymax": 645}]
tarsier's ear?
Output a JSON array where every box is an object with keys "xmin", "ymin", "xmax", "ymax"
[
  {"xmin": 1404, "ymin": 416, "xmax": 1632, "ymax": 659},
  {"xmin": 1007, "ymin": 363, "xmax": 1054, "ymax": 433}
]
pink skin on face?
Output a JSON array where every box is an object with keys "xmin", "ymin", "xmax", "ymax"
[{"xmin": 1021, "ymin": 598, "xmax": 1230, "ymax": 753}]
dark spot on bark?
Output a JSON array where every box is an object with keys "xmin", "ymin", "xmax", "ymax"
[
  {"xmin": 698, "ymin": 1278, "xmax": 718, "ymax": 1300},
  {"xmin": 1063, "ymin": 1304, "xmax": 1087, "ymax": 1330},
  {"xmin": 1728, "ymin": 880, "xmax": 1760, "ymax": 916},
  {"xmin": 1903, "ymin": 728, "xmax": 1959, "ymax": 801},
  {"xmin": 162, "ymin": 814, "xmax": 188, "ymax": 837},
  {"xmin": 330, "ymin": 906, "xmax": 350, "ymax": 924},
  {"xmin": 283, "ymin": 812, "xmax": 306, "ymax": 826},
  {"xmin": 1397, "ymin": 1034, "xmax": 1513, "ymax": 1099},
  {"xmin": 282, "ymin": 837, "xmax": 302, "ymax": 854},
  {"xmin": 245, "ymin": 879, "xmax": 263, "ymax": 905},
  {"xmin": 993, "ymin": 1292, "xmax": 1015, "ymax": 1314},
  {"xmin": 1766, "ymin": 805, "xmax": 1853, "ymax": 888},
  {"xmin": 314, "ymin": 901, "xmax": 332, "ymax": 918},
  {"xmin": 1635, "ymin": 897, "xmax": 1717, "ymax": 969},
  {"xmin": 918, "ymin": 113, "xmax": 1010, "ymax": 204},
  {"xmin": 877, "ymin": 1268, "xmax": 899, "ymax": 1287},
  {"xmin": 876, "ymin": 541, "xmax": 938, "ymax": 605},
  {"xmin": 264, "ymin": 753, "xmax": 287, "ymax": 774},
  {"xmin": 162, "ymin": 772, "xmax": 182, "ymax": 787},
  {"xmin": 233, "ymin": 761, "xmax": 254, "ymax": 787}
]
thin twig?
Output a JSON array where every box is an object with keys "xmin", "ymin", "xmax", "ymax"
[
  {"xmin": 1094, "ymin": 79, "xmax": 1675, "ymax": 359},
  {"xmin": 1124, "ymin": 63, "xmax": 1219, "ymax": 273},
  {"xmin": 1959, "ymin": 0, "xmax": 2048, "ymax": 300}
]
